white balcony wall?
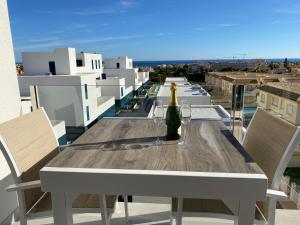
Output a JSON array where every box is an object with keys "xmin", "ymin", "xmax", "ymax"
[
  {"xmin": 0, "ymin": 0, "xmax": 22, "ymax": 222},
  {"xmin": 22, "ymin": 48, "xmax": 77, "ymax": 75},
  {"xmin": 21, "ymin": 98, "xmax": 32, "ymax": 115},
  {"xmin": 104, "ymin": 56, "xmax": 133, "ymax": 69},
  {"xmin": 97, "ymin": 77, "xmax": 133, "ymax": 100},
  {"xmin": 76, "ymin": 52, "xmax": 103, "ymax": 74},
  {"xmin": 22, "ymin": 48, "xmax": 103, "ymax": 76},
  {"xmin": 104, "ymin": 68, "xmax": 141, "ymax": 91},
  {"xmin": 18, "ymin": 73, "xmax": 114, "ymax": 127}
]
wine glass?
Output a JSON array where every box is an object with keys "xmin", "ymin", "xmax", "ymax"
[
  {"xmin": 178, "ymin": 102, "xmax": 191, "ymax": 146},
  {"xmin": 153, "ymin": 100, "xmax": 164, "ymax": 145}
]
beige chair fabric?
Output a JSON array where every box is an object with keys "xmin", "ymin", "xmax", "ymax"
[
  {"xmin": 0, "ymin": 109, "xmax": 59, "ymax": 211},
  {"xmin": 172, "ymin": 108, "xmax": 297, "ymax": 221},
  {"xmin": 0, "ymin": 109, "xmax": 117, "ymax": 213}
]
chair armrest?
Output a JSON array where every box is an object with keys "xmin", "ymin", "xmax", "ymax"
[
  {"xmin": 267, "ymin": 189, "xmax": 288, "ymax": 200},
  {"xmin": 6, "ymin": 180, "xmax": 41, "ymax": 192}
]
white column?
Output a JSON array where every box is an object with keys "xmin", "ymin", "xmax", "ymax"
[
  {"xmin": 237, "ymin": 200, "xmax": 256, "ymax": 225},
  {"xmin": 51, "ymin": 192, "xmax": 73, "ymax": 225}
]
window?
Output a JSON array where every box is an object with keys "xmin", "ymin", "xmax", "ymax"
[
  {"xmin": 86, "ymin": 106, "xmax": 90, "ymax": 121},
  {"xmin": 98, "ymin": 60, "xmax": 101, "ymax": 69},
  {"xmin": 49, "ymin": 61, "xmax": 56, "ymax": 75},
  {"xmin": 260, "ymin": 94, "xmax": 265, "ymax": 103},
  {"xmin": 121, "ymin": 87, "xmax": 124, "ymax": 97},
  {"xmin": 116, "ymin": 62, "xmax": 120, "ymax": 69},
  {"xmin": 84, "ymin": 84, "xmax": 88, "ymax": 99},
  {"xmin": 92, "ymin": 60, "xmax": 94, "ymax": 70},
  {"xmin": 271, "ymin": 96, "xmax": 279, "ymax": 107},
  {"xmin": 76, "ymin": 60, "xmax": 83, "ymax": 67},
  {"xmin": 102, "ymin": 73, "xmax": 107, "ymax": 79},
  {"xmin": 286, "ymin": 104, "xmax": 294, "ymax": 116}
]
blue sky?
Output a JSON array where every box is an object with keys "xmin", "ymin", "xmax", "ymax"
[{"xmin": 8, "ymin": 0, "xmax": 300, "ymax": 61}]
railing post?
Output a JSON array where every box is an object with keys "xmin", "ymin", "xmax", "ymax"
[{"xmin": 289, "ymin": 182, "xmax": 297, "ymax": 203}]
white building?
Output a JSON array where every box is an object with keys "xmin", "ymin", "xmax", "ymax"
[
  {"xmin": 19, "ymin": 48, "xmax": 115, "ymax": 140},
  {"xmin": 157, "ymin": 78, "xmax": 211, "ymax": 105},
  {"xmin": 103, "ymin": 56, "xmax": 149, "ymax": 92}
]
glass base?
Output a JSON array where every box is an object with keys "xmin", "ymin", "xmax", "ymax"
[
  {"xmin": 178, "ymin": 140, "xmax": 189, "ymax": 146},
  {"xmin": 154, "ymin": 138, "xmax": 163, "ymax": 145}
]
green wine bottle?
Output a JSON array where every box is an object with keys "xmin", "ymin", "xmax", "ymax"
[{"xmin": 166, "ymin": 83, "xmax": 181, "ymax": 140}]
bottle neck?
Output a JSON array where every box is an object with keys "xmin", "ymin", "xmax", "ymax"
[{"xmin": 169, "ymin": 88, "xmax": 179, "ymax": 106}]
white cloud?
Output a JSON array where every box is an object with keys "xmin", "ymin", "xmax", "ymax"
[
  {"xmin": 272, "ymin": 20, "xmax": 300, "ymax": 25},
  {"xmin": 120, "ymin": 0, "xmax": 137, "ymax": 7},
  {"xmin": 218, "ymin": 23, "xmax": 238, "ymax": 27},
  {"xmin": 195, "ymin": 23, "xmax": 238, "ymax": 31},
  {"xmin": 274, "ymin": 8, "xmax": 300, "ymax": 15},
  {"xmin": 29, "ymin": 37, "xmax": 60, "ymax": 43},
  {"xmin": 14, "ymin": 41, "xmax": 65, "ymax": 51}
]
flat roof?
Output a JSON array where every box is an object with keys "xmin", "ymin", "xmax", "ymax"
[
  {"xmin": 165, "ymin": 77, "xmax": 187, "ymax": 82},
  {"xmin": 157, "ymin": 84, "xmax": 209, "ymax": 97}
]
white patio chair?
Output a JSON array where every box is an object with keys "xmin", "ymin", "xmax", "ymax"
[
  {"xmin": 171, "ymin": 108, "xmax": 300, "ymax": 225},
  {"xmin": 0, "ymin": 108, "xmax": 128, "ymax": 225}
]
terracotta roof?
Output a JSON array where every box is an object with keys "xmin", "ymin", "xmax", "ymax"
[{"xmin": 259, "ymin": 85, "xmax": 300, "ymax": 102}]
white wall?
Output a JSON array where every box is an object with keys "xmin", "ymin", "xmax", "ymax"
[
  {"xmin": 76, "ymin": 52, "xmax": 102, "ymax": 74},
  {"xmin": 21, "ymin": 99, "xmax": 32, "ymax": 115},
  {"xmin": 0, "ymin": 0, "xmax": 21, "ymax": 123},
  {"xmin": 104, "ymin": 68, "xmax": 141, "ymax": 90},
  {"xmin": 96, "ymin": 77, "xmax": 133, "ymax": 100},
  {"xmin": 0, "ymin": 0, "xmax": 21, "ymax": 223},
  {"xmin": 22, "ymin": 48, "xmax": 102, "ymax": 75},
  {"xmin": 22, "ymin": 52, "xmax": 54, "ymax": 75},
  {"xmin": 104, "ymin": 56, "xmax": 133, "ymax": 69},
  {"xmin": 18, "ymin": 73, "xmax": 115, "ymax": 127}
]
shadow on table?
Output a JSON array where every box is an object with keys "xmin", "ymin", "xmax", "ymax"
[
  {"xmin": 67, "ymin": 136, "xmax": 178, "ymax": 151},
  {"xmin": 220, "ymin": 129, "xmax": 253, "ymax": 163}
]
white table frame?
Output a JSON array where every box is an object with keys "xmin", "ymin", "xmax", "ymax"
[{"xmin": 40, "ymin": 167, "xmax": 267, "ymax": 225}]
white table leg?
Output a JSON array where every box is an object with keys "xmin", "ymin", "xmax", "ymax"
[
  {"xmin": 124, "ymin": 195, "xmax": 129, "ymax": 223},
  {"xmin": 52, "ymin": 192, "xmax": 73, "ymax": 225},
  {"xmin": 176, "ymin": 198, "xmax": 183, "ymax": 225},
  {"xmin": 99, "ymin": 194, "xmax": 108, "ymax": 225},
  {"xmin": 238, "ymin": 200, "xmax": 256, "ymax": 225}
]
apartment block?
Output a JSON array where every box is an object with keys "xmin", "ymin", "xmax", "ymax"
[
  {"xmin": 103, "ymin": 56, "xmax": 149, "ymax": 92},
  {"xmin": 258, "ymin": 83, "xmax": 300, "ymax": 126},
  {"xmin": 19, "ymin": 48, "xmax": 115, "ymax": 140}
]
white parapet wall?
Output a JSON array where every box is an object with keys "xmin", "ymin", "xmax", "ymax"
[
  {"xmin": 22, "ymin": 48, "xmax": 103, "ymax": 76},
  {"xmin": 104, "ymin": 56, "xmax": 133, "ymax": 69},
  {"xmin": 0, "ymin": 0, "xmax": 22, "ymax": 222},
  {"xmin": 18, "ymin": 73, "xmax": 115, "ymax": 128},
  {"xmin": 96, "ymin": 77, "xmax": 133, "ymax": 100},
  {"xmin": 104, "ymin": 68, "xmax": 141, "ymax": 91}
]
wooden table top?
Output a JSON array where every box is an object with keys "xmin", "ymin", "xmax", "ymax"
[{"xmin": 47, "ymin": 118, "xmax": 263, "ymax": 174}]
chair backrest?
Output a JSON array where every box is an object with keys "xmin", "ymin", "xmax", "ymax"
[
  {"xmin": 243, "ymin": 108, "xmax": 300, "ymax": 189},
  {"xmin": 0, "ymin": 108, "xmax": 59, "ymax": 211}
]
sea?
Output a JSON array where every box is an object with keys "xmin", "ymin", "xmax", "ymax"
[{"xmin": 133, "ymin": 58, "xmax": 300, "ymax": 67}]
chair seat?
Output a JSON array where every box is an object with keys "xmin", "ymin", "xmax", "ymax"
[
  {"xmin": 172, "ymin": 198, "xmax": 265, "ymax": 220},
  {"xmin": 32, "ymin": 193, "xmax": 117, "ymax": 213}
]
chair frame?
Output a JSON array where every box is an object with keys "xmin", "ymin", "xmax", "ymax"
[
  {"xmin": 171, "ymin": 109, "xmax": 300, "ymax": 225},
  {"xmin": 0, "ymin": 108, "xmax": 128, "ymax": 225}
]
